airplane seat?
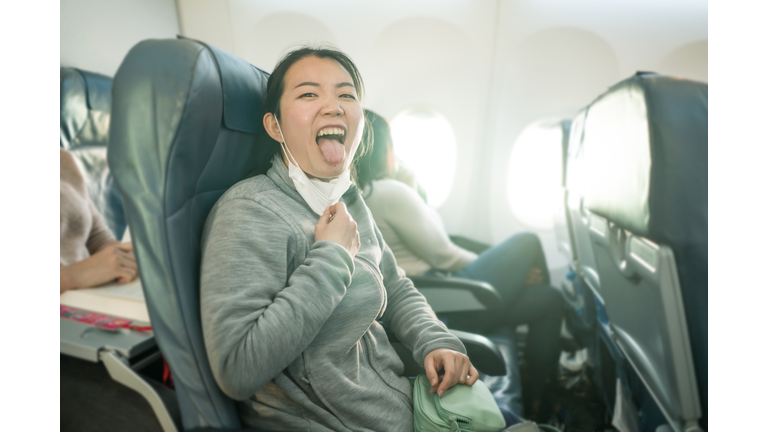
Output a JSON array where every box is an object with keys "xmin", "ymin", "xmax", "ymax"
[
  {"xmin": 574, "ymin": 72, "xmax": 707, "ymax": 432},
  {"xmin": 564, "ymin": 110, "xmax": 602, "ymax": 297},
  {"xmin": 552, "ymin": 119, "xmax": 599, "ymax": 348},
  {"xmin": 60, "ymin": 67, "xmax": 127, "ymax": 238},
  {"xmin": 108, "ymin": 37, "xmax": 509, "ymax": 431},
  {"xmin": 553, "ymin": 120, "xmax": 574, "ymax": 265}
]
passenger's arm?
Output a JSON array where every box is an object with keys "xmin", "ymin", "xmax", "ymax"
[
  {"xmin": 377, "ymin": 226, "xmax": 466, "ymax": 366},
  {"xmin": 86, "ymin": 200, "xmax": 118, "ymax": 255},
  {"xmin": 200, "ymin": 198, "xmax": 353, "ymax": 400},
  {"xmin": 381, "ymin": 183, "xmax": 476, "ymax": 273}
]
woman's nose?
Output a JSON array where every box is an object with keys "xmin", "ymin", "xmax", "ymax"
[{"xmin": 321, "ymin": 97, "xmax": 344, "ymax": 116}]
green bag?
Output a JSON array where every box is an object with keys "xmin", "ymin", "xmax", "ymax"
[{"xmin": 413, "ymin": 374, "xmax": 506, "ymax": 432}]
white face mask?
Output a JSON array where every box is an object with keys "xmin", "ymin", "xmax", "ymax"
[{"xmin": 275, "ymin": 117, "xmax": 353, "ymax": 216}]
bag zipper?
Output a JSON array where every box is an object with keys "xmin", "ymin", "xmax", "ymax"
[{"xmin": 433, "ymin": 394, "xmax": 474, "ymax": 431}]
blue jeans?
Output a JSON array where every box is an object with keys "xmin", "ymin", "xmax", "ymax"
[{"xmin": 444, "ymin": 233, "xmax": 565, "ymax": 403}]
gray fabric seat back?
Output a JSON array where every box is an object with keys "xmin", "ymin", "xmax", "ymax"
[
  {"xmin": 60, "ymin": 67, "xmax": 126, "ymax": 238},
  {"xmin": 571, "ymin": 73, "xmax": 707, "ymax": 432},
  {"xmin": 108, "ymin": 37, "xmax": 270, "ymax": 430}
]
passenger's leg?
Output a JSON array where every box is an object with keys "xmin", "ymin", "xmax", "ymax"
[
  {"xmin": 506, "ymin": 284, "xmax": 565, "ymax": 418},
  {"xmin": 499, "ymin": 406, "xmax": 522, "ymax": 427},
  {"xmin": 449, "ymin": 233, "xmax": 562, "ymax": 418},
  {"xmin": 452, "ymin": 232, "xmax": 548, "ymax": 305}
]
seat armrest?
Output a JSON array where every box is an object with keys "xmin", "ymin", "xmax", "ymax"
[
  {"xmin": 386, "ymin": 328, "xmax": 506, "ymax": 377},
  {"xmin": 409, "ymin": 275, "xmax": 502, "ymax": 312},
  {"xmin": 448, "ymin": 235, "xmax": 491, "ymax": 255},
  {"xmin": 447, "ymin": 329, "xmax": 506, "ymax": 376}
]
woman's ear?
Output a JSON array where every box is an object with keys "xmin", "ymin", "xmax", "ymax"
[{"xmin": 263, "ymin": 112, "xmax": 283, "ymax": 143}]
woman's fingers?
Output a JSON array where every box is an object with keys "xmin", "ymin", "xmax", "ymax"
[
  {"xmin": 424, "ymin": 355, "xmax": 440, "ymax": 392},
  {"xmin": 118, "ymin": 256, "xmax": 138, "ymax": 271},
  {"xmin": 458, "ymin": 358, "xmax": 471, "ymax": 384},
  {"xmin": 116, "ymin": 241, "xmax": 134, "ymax": 252},
  {"xmin": 320, "ymin": 207, "xmax": 332, "ymax": 223},
  {"xmin": 116, "ymin": 265, "xmax": 137, "ymax": 283},
  {"xmin": 437, "ymin": 356, "xmax": 456, "ymax": 397},
  {"xmin": 332, "ymin": 201, "xmax": 347, "ymax": 216},
  {"xmin": 426, "ymin": 349, "xmax": 480, "ymax": 396},
  {"xmin": 314, "ymin": 202, "xmax": 360, "ymax": 257},
  {"xmin": 117, "ymin": 249, "xmax": 136, "ymax": 263},
  {"xmin": 468, "ymin": 365, "xmax": 480, "ymax": 386}
]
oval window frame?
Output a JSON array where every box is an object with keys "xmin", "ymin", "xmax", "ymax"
[{"xmin": 389, "ymin": 108, "xmax": 458, "ymax": 209}]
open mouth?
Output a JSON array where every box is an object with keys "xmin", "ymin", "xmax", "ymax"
[{"xmin": 316, "ymin": 127, "xmax": 346, "ymax": 165}]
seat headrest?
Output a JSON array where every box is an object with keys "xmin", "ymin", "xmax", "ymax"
[
  {"xmin": 60, "ymin": 67, "xmax": 113, "ymax": 149},
  {"xmin": 197, "ymin": 40, "xmax": 269, "ymax": 135},
  {"xmin": 575, "ymin": 73, "xmax": 707, "ymax": 247}
]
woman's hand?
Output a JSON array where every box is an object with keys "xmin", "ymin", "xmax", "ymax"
[
  {"xmin": 315, "ymin": 202, "xmax": 361, "ymax": 258},
  {"xmin": 424, "ymin": 348, "xmax": 480, "ymax": 397},
  {"xmin": 60, "ymin": 242, "xmax": 137, "ymax": 293}
]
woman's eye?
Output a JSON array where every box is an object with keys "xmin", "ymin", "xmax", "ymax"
[
  {"xmin": 299, "ymin": 93, "xmax": 317, "ymax": 98},
  {"xmin": 340, "ymin": 94, "xmax": 356, "ymax": 100}
]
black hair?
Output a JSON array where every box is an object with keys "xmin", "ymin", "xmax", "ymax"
[
  {"xmin": 255, "ymin": 45, "xmax": 371, "ymax": 182},
  {"xmin": 356, "ymin": 109, "xmax": 393, "ymax": 190}
]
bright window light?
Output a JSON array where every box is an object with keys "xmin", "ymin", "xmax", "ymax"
[
  {"xmin": 390, "ymin": 109, "xmax": 457, "ymax": 208},
  {"xmin": 507, "ymin": 121, "xmax": 564, "ymax": 229}
]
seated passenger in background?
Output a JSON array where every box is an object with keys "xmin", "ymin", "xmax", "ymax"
[
  {"xmin": 60, "ymin": 148, "xmax": 136, "ymax": 293},
  {"xmin": 357, "ymin": 109, "xmax": 565, "ymax": 419},
  {"xmin": 391, "ymin": 155, "xmax": 428, "ymax": 202}
]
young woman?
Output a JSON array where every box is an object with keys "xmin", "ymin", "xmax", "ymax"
[
  {"xmin": 356, "ymin": 110, "xmax": 565, "ymax": 419},
  {"xmin": 199, "ymin": 47, "xmax": 498, "ymax": 431}
]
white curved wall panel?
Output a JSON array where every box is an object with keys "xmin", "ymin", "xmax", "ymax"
[
  {"xmin": 60, "ymin": 0, "xmax": 180, "ymax": 77},
  {"xmin": 658, "ymin": 40, "xmax": 708, "ymax": 83},
  {"xmin": 247, "ymin": 13, "xmax": 338, "ymax": 71}
]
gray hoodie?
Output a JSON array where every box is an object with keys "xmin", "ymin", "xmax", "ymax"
[{"xmin": 200, "ymin": 156, "xmax": 466, "ymax": 431}]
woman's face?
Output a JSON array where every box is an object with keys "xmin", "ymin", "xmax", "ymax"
[{"xmin": 265, "ymin": 55, "xmax": 364, "ymax": 180}]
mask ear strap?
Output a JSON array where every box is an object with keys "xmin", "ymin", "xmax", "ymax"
[
  {"xmin": 274, "ymin": 116, "xmax": 299, "ymax": 167},
  {"xmin": 274, "ymin": 115, "xmax": 326, "ymax": 195}
]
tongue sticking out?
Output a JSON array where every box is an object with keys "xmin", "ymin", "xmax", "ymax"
[{"xmin": 317, "ymin": 138, "xmax": 346, "ymax": 165}]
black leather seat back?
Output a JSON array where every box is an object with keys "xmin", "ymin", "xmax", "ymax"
[
  {"xmin": 573, "ymin": 73, "xmax": 707, "ymax": 431},
  {"xmin": 108, "ymin": 38, "xmax": 269, "ymax": 430},
  {"xmin": 60, "ymin": 67, "xmax": 126, "ymax": 238}
]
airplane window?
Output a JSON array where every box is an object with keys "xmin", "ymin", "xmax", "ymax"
[
  {"xmin": 390, "ymin": 109, "xmax": 457, "ymax": 208},
  {"xmin": 506, "ymin": 121, "xmax": 563, "ymax": 229}
]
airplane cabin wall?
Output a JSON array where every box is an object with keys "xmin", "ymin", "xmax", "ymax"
[
  {"xmin": 60, "ymin": 0, "xmax": 180, "ymax": 77},
  {"xmin": 64, "ymin": 0, "xmax": 706, "ymax": 283},
  {"xmin": 485, "ymin": 0, "xmax": 708, "ymax": 277},
  {"xmin": 177, "ymin": 0, "xmax": 706, "ymax": 282}
]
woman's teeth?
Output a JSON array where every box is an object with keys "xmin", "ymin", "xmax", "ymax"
[
  {"xmin": 317, "ymin": 127, "xmax": 346, "ymax": 138},
  {"xmin": 316, "ymin": 127, "xmax": 347, "ymax": 163}
]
